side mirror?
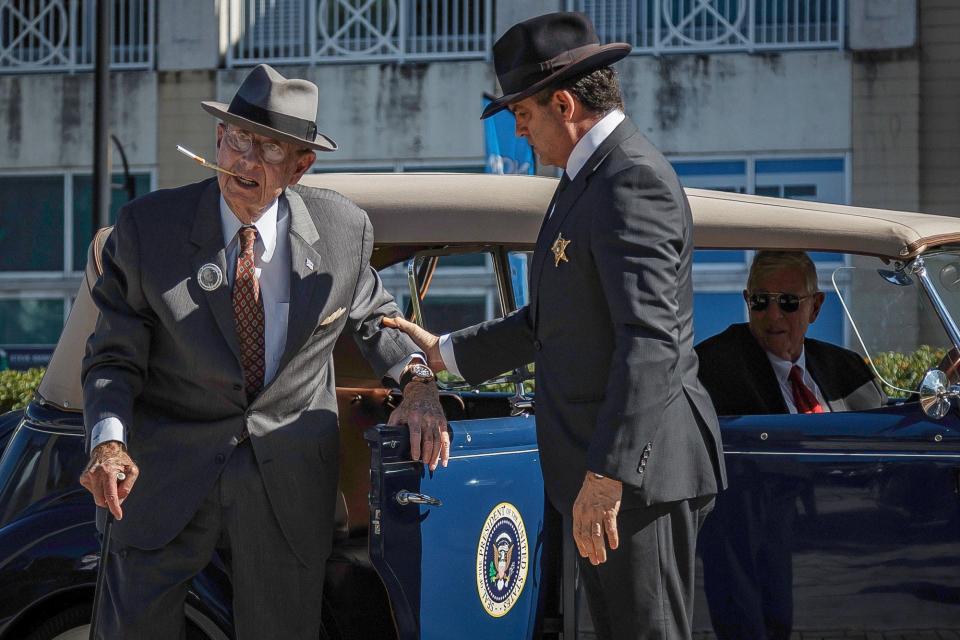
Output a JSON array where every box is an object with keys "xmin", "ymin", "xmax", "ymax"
[{"xmin": 920, "ymin": 368, "xmax": 954, "ymax": 420}]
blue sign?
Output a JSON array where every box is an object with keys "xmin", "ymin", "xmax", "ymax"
[
  {"xmin": 509, "ymin": 253, "xmax": 528, "ymax": 308},
  {"xmin": 0, "ymin": 346, "xmax": 54, "ymax": 371},
  {"xmin": 483, "ymin": 96, "xmax": 534, "ymax": 175}
]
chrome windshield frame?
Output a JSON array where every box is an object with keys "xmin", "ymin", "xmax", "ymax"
[{"xmin": 908, "ymin": 255, "xmax": 960, "ymax": 351}]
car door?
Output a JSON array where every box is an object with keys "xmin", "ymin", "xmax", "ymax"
[
  {"xmin": 693, "ymin": 257, "xmax": 960, "ymax": 636},
  {"xmin": 368, "ymin": 250, "xmax": 547, "ymax": 640}
]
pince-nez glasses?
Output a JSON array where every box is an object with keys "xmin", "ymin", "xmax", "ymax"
[
  {"xmin": 748, "ymin": 292, "xmax": 814, "ymax": 313},
  {"xmin": 223, "ymin": 127, "xmax": 289, "ymax": 164}
]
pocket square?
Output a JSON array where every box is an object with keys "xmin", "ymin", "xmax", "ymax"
[{"xmin": 319, "ymin": 307, "xmax": 346, "ymax": 327}]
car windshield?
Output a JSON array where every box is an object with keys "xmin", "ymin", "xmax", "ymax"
[{"xmin": 836, "ymin": 254, "xmax": 958, "ymax": 398}]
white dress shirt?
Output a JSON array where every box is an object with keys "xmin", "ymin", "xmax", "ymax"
[
  {"xmin": 765, "ymin": 349, "xmax": 829, "ymax": 413},
  {"xmin": 91, "ymin": 194, "xmax": 414, "ymax": 449},
  {"xmin": 439, "ymin": 109, "xmax": 626, "ymax": 377}
]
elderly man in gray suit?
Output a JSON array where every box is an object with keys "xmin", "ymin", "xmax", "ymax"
[
  {"xmin": 78, "ymin": 64, "xmax": 447, "ymax": 639},
  {"xmin": 385, "ymin": 12, "xmax": 726, "ymax": 640}
]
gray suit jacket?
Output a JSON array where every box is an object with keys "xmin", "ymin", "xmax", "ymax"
[
  {"xmin": 695, "ymin": 322, "xmax": 886, "ymax": 415},
  {"xmin": 450, "ymin": 118, "xmax": 727, "ymax": 513},
  {"xmin": 82, "ymin": 178, "xmax": 415, "ymax": 567}
]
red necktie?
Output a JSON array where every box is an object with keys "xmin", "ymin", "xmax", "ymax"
[
  {"xmin": 233, "ymin": 226, "xmax": 265, "ymax": 400},
  {"xmin": 789, "ymin": 365, "xmax": 823, "ymax": 414}
]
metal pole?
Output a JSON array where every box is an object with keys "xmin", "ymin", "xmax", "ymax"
[{"xmin": 93, "ymin": 0, "xmax": 112, "ymax": 236}]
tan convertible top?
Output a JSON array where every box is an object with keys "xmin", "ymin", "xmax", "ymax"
[
  {"xmin": 37, "ymin": 173, "xmax": 960, "ymax": 412},
  {"xmin": 303, "ymin": 173, "xmax": 960, "ymax": 259}
]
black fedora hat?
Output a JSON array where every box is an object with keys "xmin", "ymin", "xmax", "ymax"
[
  {"xmin": 481, "ymin": 12, "xmax": 631, "ymax": 120},
  {"xmin": 202, "ymin": 64, "xmax": 337, "ymax": 152}
]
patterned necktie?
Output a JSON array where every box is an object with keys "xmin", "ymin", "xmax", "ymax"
[
  {"xmin": 233, "ymin": 226, "xmax": 265, "ymax": 400},
  {"xmin": 789, "ymin": 365, "xmax": 823, "ymax": 414}
]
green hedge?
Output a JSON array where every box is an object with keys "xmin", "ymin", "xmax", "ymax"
[
  {"xmin": 871, "ymin": 345, "xmax": 946, "ymax": 396},
  {"xmin": 0, "ymin": 368, "xmax": 44, "ymax": 413}
]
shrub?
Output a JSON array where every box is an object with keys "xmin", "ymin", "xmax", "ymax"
[
  {"xmin": 871, "ymin": 345, "xmax": 946, "ymax": 396},
  {"xmin": 0, "ymin": 368, "xmax": 45, "ymax": 413}
]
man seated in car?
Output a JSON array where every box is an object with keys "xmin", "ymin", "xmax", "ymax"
[
  {"xmin": 696, "ymin": 250, "xmax": 886, "ymax": 640},
  {"xmin": 696, "ymin": 250, "xmax": 885, "ymax": 416}
]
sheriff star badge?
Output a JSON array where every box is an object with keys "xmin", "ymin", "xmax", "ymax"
[{"xmin": 551, "ymin": 233, "xmax": 571, "ymax": 267}]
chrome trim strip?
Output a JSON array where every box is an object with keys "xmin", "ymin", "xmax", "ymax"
[
  {"xmin": 725, "ymin": 450, "xmax": 960, "ymax": 459},
  {"xmin": 383, "ymin": 447, "xmax": 539, "ymax": 465},
  {"xmin": 22, "ymin": 424, "xmax": 83, "ymax": 437}
]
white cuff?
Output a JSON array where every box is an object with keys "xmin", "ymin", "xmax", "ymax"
[
  {"xmin": 386, "ymin": 353, "xmax": 425, "ymax": 386},
  {"xmin": 438, "ymin": 334, "xmax": 463, "ymax": 379},
  {"xmin": 91, "ymin": 417, "xmax": 126, "ymax": 451}
]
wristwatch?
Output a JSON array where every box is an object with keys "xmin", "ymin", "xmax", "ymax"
[{"xmin": 398, "ymin": 362, "xmax": 435, "ymax": 389}]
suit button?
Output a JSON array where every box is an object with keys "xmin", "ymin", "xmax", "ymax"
[
  {"xmin": 215, "ymin": 453, "xmax": 225, "ymax": 464},
  {"xmin": 533, "ymin": 340, "xmax": 542, "ymax": 351},
  {"xmin": 233, "ymin": 383, "xmax": 242, "ymax": 391}
]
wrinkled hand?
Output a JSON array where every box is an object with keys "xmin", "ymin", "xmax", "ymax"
[
  {"xmin": 572, "ymin": 473, "xmax": 622, "ymax": 565},
  {"xmin": 381, "ymin": 316, "xmax": 446, "ymax": 373},
  {"xmin": 388, "ymin": 381, "xmax": 450, "ymax": 471},
  {"xmin": 79, "ymin": 441, "xmax": 139, "ymax": 520}
]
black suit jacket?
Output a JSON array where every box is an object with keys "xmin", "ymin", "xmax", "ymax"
[
  {"xmin": 450, "ymin": 118, "xmax": 726, "ymax": 512},
  {"xmin": 695, "ymin": 323, "xmax": 886, "ymax": 416}
]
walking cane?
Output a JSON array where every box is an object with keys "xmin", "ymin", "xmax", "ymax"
[{"xmin": 89, "ymin": 471, "xmax": 123, "ymax": 640}]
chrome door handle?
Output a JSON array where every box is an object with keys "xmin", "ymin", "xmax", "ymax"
[{"xmin": 395, "ymin": 490, "xmax": 442, "ymax": 507}]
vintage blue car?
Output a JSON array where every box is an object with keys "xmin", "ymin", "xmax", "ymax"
[{"xmin": 0, "ymin": 173, "xmax": 958, "ymax": 639}]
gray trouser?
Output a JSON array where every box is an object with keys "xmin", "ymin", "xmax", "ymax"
[
  {"xmin": 94, "ymin": 441, "xmax": 325, "ymax": 640},
  {"xmin": 578, "ymin": 494, "xmax": 715, "ymax": 640}
]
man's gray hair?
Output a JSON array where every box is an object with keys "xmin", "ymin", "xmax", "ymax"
[{"xmin": 746, "ymin": 251, "xmax": 819, "ymax": 294}]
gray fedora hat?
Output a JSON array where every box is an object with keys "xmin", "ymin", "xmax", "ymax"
[{"xmin": 202, "ymin": 64, "xmax": 337, "ymax": 152}]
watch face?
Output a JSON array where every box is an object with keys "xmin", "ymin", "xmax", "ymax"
[{"xmin": 411, "ymin": 363, "xmax": 434, "ymax": 380}]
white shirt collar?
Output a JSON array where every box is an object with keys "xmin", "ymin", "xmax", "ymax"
[
  {"xmin": 765, "ymin": 348, "xmax": 807, "ymax": 383},
  {"xmin": 565, "ymin": 109, "xmax": 626, "ymax": 180},
  {"xmin": 220, "ymin": 195, "xmax": 280, "ymax": 262}
]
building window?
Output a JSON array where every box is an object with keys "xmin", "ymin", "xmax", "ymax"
[
  {"xmin": 0, "ymin": 170, "xmax": 154, "ymax": 360},
  {"xmin": 0, "ymin": 176, "xmax": 65, "ymax": 272}
]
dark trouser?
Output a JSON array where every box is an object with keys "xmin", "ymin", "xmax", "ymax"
[
  {"xmin": 93, "ymin": 441, "xmax": 325, "ymax": 640},
  {"xmin": 577, "ymin": 494, "xmax": 715, "ymax": 640}
]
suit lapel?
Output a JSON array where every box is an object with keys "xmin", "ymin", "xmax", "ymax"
[
  {"xmin": 529, "ymin": 118, "xmax": 639, "ymax": 328},
  {"xmin": 804, "ymin": 341, "xmax": 843, "ymax": 411},
  {"xmin": 737, "ymin": 324, "xmax": 790, "ymax": 414},
  {"xmin": 189, "ymin": 181, "xmax": 242, "ymax": 367},
  {"xmin": 276, "ymin": 188, "xmax": 329, "ymax": 375}
]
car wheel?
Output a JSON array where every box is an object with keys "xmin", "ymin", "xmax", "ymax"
[
  {"xmin": 24, "ymin": 605, "xmax": 213, "ymax": 640},
  {"xmin": 24, "ymin": 604, "xmax": 89, "ymax": 640}
]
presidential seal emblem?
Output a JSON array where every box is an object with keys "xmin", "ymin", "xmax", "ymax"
[
  {"xmin": 197, "ymin": 263, "xmax": 223, "ymax": 291},
  {"xmin": 476, "ymin": 502, "xmax": 529, "ymax": 618}
]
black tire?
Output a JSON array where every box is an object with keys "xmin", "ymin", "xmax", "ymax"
[
  {"xmin": 24, "ymin": 603, "xmax": 90, "ymax": 640},
  {"xmin": 23, "ymin": 604, "xmax": 213, "ymax": 640}
]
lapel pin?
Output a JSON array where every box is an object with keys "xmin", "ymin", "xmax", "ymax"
[
  {"xmin": 305, "ymin": 258, "xmax": 315, "ymax": 270},
  {"xmin": 551, "ymin": 233, "xmax": 571, "ymax": 267},
  {"xmin": 198, "ymin": 263, "xmax": 224, "ymax": 291}
]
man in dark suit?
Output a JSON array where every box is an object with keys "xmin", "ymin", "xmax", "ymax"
[
  {"xmin": 695, "ymin": 250, "xmax": 884, "ymax": 640},
  {"xmin": 78, "ymin": 64, "xmax": 447, "ymax": 639},
  {"xmin": 383, "ymin": 12, "xmax": 726, "ymax": 639},
  {"xmin": 696, "ymin": 250, "xmax": 885, "ymax": 416}
]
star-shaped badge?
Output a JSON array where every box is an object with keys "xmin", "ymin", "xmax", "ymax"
[{"xmin": 551, "ymin": 233, "xmax": 571, "ymax": 267}]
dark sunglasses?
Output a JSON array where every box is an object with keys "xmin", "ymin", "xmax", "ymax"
[{"xmin": 747, "ymin": 292, "xmax": 814, "ymax": 313}]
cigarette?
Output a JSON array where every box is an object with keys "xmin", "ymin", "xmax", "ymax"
[{"xmin": 176, "ymin": 145, "xmax": 241, "ymax": 178}]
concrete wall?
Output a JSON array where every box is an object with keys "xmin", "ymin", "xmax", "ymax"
[
  {"xmin": 213, "ymin": 62, "xmax": 497, "ymax": 170},
  {"xmin": 157, "ymin": 71, "xmax": 219, "ymax": 189},
  {"xmin": 919, "ymin": 0, "xmax": 960, "ymax": 216},
  {"xmin": 850, "ymin": 51, "xmax": 921, "ymax": 212},
  {"xmin": 617, "ymin": 51, "xmax": 852, "ymax": 155},
  {"xmin": 157, "ymin": 0, "xmax": 221, "ymax": 71},
  {"xmin": 0, "ymin": 72, "xmax": 156, "ymax": 171}
]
